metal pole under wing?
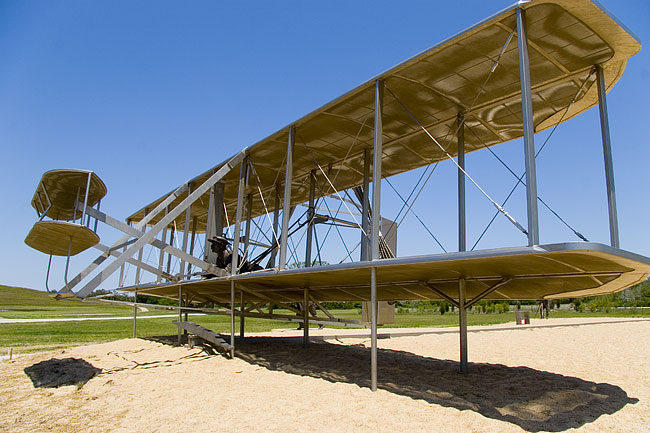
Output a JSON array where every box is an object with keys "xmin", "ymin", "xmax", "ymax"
[
  {"xmin": 458, "ymin": 278, "xmax": 468, "ymax": 373},
  {"xmin": 240, "ymin": 291, "xmax": 245, "ymax": 338},
  {"xmin": 457, "ymin": 113, "xmax": 466, "ymax": 252},
  {"xmin": 370, "ymin": 79, "xmax": 383, "ymax": 392},
  {"xmin": 132, "ymin": 290, "xmax": 137, "ymax": 338},
  {"xmin": 279, "ymin": 127, "xmax": 295, "ymax": 269},
  {"xmin": 177, "ymin": 286, "xmax": 182, "ymax": 346},
  {"xmin": 516, "ymin": 7, "xmax": 539, "ymax": 246},
  {"xmin": 303, "ymin": 288, "xmax": 310, "ymax": 348},
  {"xmin": 596, "ymin": 65, "xmax": 620, "ymax": 249}
]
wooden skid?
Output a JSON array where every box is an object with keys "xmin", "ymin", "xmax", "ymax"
[{"xmin": 173, "ymin": 320, "xmax": 233, "ymax": 351}]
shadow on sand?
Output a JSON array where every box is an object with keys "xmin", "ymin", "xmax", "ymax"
[
  {"xmin": 227, "ymin": 337, "xmax": 636, "ymax": 432},
  {"xmin": 24, "ymin": 358, "xmax": 101, "ymax": 388}
]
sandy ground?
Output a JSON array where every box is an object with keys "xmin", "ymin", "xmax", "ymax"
[{"xmin": 1, "ymin": 318, "xmax": 648, "ymax": 433}]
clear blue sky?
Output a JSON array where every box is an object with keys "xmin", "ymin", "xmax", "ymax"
[{"xmin": 1, "ymin": 0, "xmax": 649, "ymax": 291}]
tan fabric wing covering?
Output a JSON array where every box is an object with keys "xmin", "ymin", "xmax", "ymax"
[
  {"xmin": 125, "ymin": 0, "xmax": 640, "ymax": 234},
  {"xmin": 24, "ymin": 221, "xmax": 100, "ymax": 256},
  {"xmin": 123, "ymin": 244, "xmax": 650, "ymax": 303},
  {"xmin": 31, "ymin": 170, "xmax": 107, "ymax": 221}
]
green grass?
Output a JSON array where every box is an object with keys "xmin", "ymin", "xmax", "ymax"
[
  {"xmin": 1, "ymin": 285, "xmax": 648, "ymax": 355},
  {"xmin": 0, "ymin": 285, "xmax": 169, "ymax": 319}
]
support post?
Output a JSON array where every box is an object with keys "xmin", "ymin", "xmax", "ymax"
[
  {"xmin": 239, "ymin": 291, "xmax": 245, "ymax": 338},
  {"xmin": 370, "ymin": 79, "xmax": 383, "ymax": 392},
  {"xmin": 177, "ymin": 286, "xmax": 182, "ymax": 346},
  {"xmin": 230, "ymin": 280, "xmax": 235, "ymax": 358},
  {"xmin": 361, "ymin": 148, "xmax": 371, "ymax": 261},
  {"xmin": 279, "ymin": 127, "xmax": 295, "ymax": 269},
  {"xmin": 596, "ymin": 65, "xmax": 619, "ymax": 248},
  {"xmin": 132, "ymin": 290, "xmax": 137, "ymax": 338},
  {"xmin": 268, "ymin": 184, "xmax": 281, "ymax": 267},
  {"xmin": 516, "ymin": 7, "xmax": 539, "ymax": 246},
  {"xmin": 305, "ymin": 170, "xmax": 316, "ymax": 267},
  {"xmin": 458, "ymin": 278, "xmax": 468, "ymax": 373},
  {"xmin": 370, "ymin": 267, "xmax": 378, "ymax": 389},
  {"xmin": 303, "ymin": 288, "xmax": 310, "ymax": 348},
  {"xmin": 457, "ymin": 113, "xmax": 466, "ymax": 252}
]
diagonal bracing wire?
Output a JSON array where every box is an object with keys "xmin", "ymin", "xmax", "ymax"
[
  {"xmin": 385, "ymin": 85, "xmax": 529, "ymax": 237},
  {"xmin": 470, "ymin": 70, "xmax": 595, "ymax": 250},
  {"xmin": 466, "ymin": 125, "xmax": 588, "ymax": 244},
  {"xmin": 384, "ymin": 177, "xmax": 447, "ymax": 253},
  {"xmin": 313, "ymin": 181, "xmax": 353, "ymax": 263}
]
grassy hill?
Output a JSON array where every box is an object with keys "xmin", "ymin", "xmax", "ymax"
[{"xmin": 0, "ymin": 285, "xmax": 150, "ymax": 319}]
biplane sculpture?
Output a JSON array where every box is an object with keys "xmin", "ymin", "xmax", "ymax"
[{"xmin": 25, "ymin": 0, "xmax": 650, "ymax": 391}]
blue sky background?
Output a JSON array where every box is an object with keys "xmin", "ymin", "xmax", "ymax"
[{"xmin": 1, "ymin": 0, "xmax": 649, "ymax": 292}]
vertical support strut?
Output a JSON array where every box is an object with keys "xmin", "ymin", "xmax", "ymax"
[
  {"xmin": 516, "ymin": 7, "xmax": 539, "ymax": 246},
  {"xmin": 596, "ymin": 65, "xmax": 619, "ymax": 249},
  {"xmin": 134, "ymin": 208, "xmax": 148, "ymax": 285},
  {"xmin": 180, "ymin": 186, "xmax": 192, "ymax": 279},
  {"xmin": 303, "ymin": 288, "xmax": 310, "ymax": 348},
  {"xmin": 232, "ymin": 158, "xmax": 248, "ymax": 276},
  {"xmin": 205, "ymin": 182, "xmax": 216, "ymax": 262},
  {"xmin": 458, "ymin": 278, "xmax": 468, "ymax": 373},
  {"xmin": 243, "ymin": 193, "xmax": 253, "ymax": 262},
  {"xmin": 119, "ymin": 218, "xmax": 131, "ymax": 288},
  {"xmin": 361, "ymin": 148, "xmax": 371, "ymax": 261},
  {"xmin": 457, "ymin": 113, "xmax": 466, "ymax": 252},
  {"xmin": 279, "ymin": 127, "xmax": 295, "ymax": 270},
  {"xmin": 81, "ymin": 172, "xmax": 92, "ymax": 224},
  {"xmin": 371, "ymin": 80, "xmax": 384, "ymax": 262},
  {"xmin": 186, "ymin": 217, "xmax": 197, "ymax": 278},
  {"xmin": 268, "ymin": 184, "xmax": 281, "ymax": 268},
  {"xmin": 156, "ymin": 207, "xmax": 169, "ymax": 284},
  {"xmin": 166, "ymin": 226, "xmax": 175, "ymax": 275},
  {"xmin": 370, "ymin": 79, "xmax": 383, "ymax": 392},
  {"xmin": 305, "ymin": 170, "xmax": 316, "ymax": 267}
]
